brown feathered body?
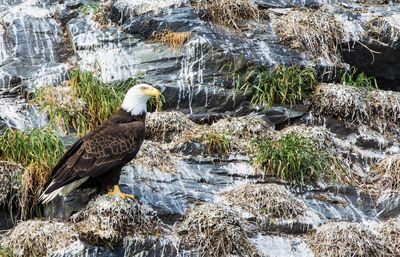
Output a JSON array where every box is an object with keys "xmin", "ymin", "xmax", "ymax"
[{"xmin": 40, "ymin": 109, "xmax": 145, "ymax": 203}]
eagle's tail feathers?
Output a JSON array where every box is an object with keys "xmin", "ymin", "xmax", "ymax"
[{"xmin": 39, "ymin": 177, "xmax": 89, "ymax": 204}]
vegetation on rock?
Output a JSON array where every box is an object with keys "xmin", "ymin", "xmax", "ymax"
[
  {"xmin": 252, "ymin": 132, "xmax": 338, "ymax": 187},
  {"xmin": 0, "ymin": 246, "xmax": 13, "ymax": 257},
  {"xmin": 1, "ymin": 220, "xmax": 79, "ymax": 257},
  {"xmin": 78, "ymin": 2, "xmax": 100, "ymax": 15},
  {"xmin": 34, "ymin": 69, "xmax": 145, "ymax": 136},
  {"xmin": 209, "ymin": 115, "xmax": 272, "ymax": 140},
  {"xmin": 234, "ymin": 65, "xmax": 317, "ymax": 108},
  {"xmin": 145, "ymin": 111, "xmax": 197, "ymax": 143},
  {"xmin": 199, "ymin": 132, "xmax": 232, "ymax": 156},
  {"xmin": 313, "ymin": 83, "xmax": 400, "ymax": 132},
  {"xmin": 368, "ymin": 14, "xmax": 400, "ymax": 45},
  {"xmin": 150, "ymin": 30, "xmax": 191, "ymax": 49},
  {"xmin": 177, "ymin": 203, "xmax": 259, "ymax": 257},
  {"xmin": 0, "ymin": 161, "xmax": 24, "ymax": 208},
  {"xmin": 192, "ymin": 0, "xmax": 260, "ymax": 30},
  {"xmin": 274, "ymin": 9, "xmax": 344, "ymax": 64},
  {"xmin": 0, "ymin": 127, "xmax": 64, "ymax": 218},
  {"xmin": 221, "ymin": 183, "xmax": 307, "ymax": 220},
  {"xmin": 340, "ymin": 67, "xmax": 378, "ymax": 90},
  {"xmin": 371, "ymin": 154, "xmax": 400, "ymax": 192},
  {"xmin": 309, "ymin": 222, "xmax": 393, "ymax": 257},
  {"xmin": 71, "ymin": 195, "xmax": 160, "ymax": 246},
  {"xmin": 379, "ymin": 218, "xmax": 400, "ymax": 256}
]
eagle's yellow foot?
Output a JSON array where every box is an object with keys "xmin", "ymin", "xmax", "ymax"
[{"xmin": 107, "ymin": 185, "xmax": 135, "ymax": 199}]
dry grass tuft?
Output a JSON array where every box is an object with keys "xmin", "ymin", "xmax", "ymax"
[
  {"xmin": 150, "ymin": 30, "xmax": 191, "ymax": 49},
  {"xmin": 146, "ymin": 111, "xmax": 199, "ymax": 143},
  {"xmin": 368, "ymin": 14, "xmax": 400, "ymax": 45},
  {"xmin": 0, "ymin": 161, "xmax": 23, "ymax": 207},
  {"xmin": 274, "ymin": 9, "xmax": 344, "ymax": 64},
  {"xmin": 192, "ymin": 0, "xmax": 260, "ymax": 30},
  {"xmin": 221, "ymin": 183, "xmax": 307, "ymax": 220},
  {"xmin": 379, "ymin": 218, "xmax": 400, "ymax": 256},
  {"xmin": 1, "ymin": 220, "xmax": 79, "ymax": 256},
  {"xmin": 0, "ymin": 127, "xmax": 65, "ymax": 219},
  {"xmin": 210, "ymin": 116, "xmax": 272, "ymax": 140},
  {"xmin": 33, "ymin": 86, "xmax": 86, "ymax": 135},
  {"xmin": 92, "ymin": 1, "xmax": 113, "ymax": 28},
  {"xmin": 371, "ymin": 154, "xmax": 400, "ymax": 192},
  {"xmin": 133, "ymin": 141, "xmax": 179, "ymax": 173},
  {"xmin": 177, "ymin": 203, "xmax": 259, "ymax": 257},
  {"xmin": 309, "ymin": 222, "xmax": 393, "ymax": 257},
  {"xmin": 313, "ymin": 83, "xmax": 400, "ymax": 132},
  {"xmin": 71, "ymin": 195, "xmax": 160, "ymax": 246}
]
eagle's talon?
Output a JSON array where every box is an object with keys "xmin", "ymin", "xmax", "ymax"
[{"xmin": 107, "ymin": 185, "xmax": 136, "ymax": 199}]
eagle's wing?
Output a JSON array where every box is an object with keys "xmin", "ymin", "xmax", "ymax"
[{"xmin": 40, "ymin": 121, "xmax": 144, "ymax": 201}]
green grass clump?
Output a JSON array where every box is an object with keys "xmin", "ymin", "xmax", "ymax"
[
  {"xmin": 252, "ymin": 132, "xmax": 336, "ymax": 187},
  {"xmin": 234, "ymin": 65, "xmax": 317, "ymax": 108},
  {"xmin": 0, "ymin": 127, "xmax": 65, "ymax": 218},
  {"xmin": 69, "ymin": 69, "xmax": 136, "ymax": 132},
  {"xmin": 34, "ymin": 69, "xmax": 142, "ymax": 136},
  {"xmin": 78, "ymin": 2, "xmax": 100, "ymax": 15},
  {"xmin": 340, "ymin": 67, "xmax": 378, "ymax": 90},
  {"xmin": 200, "ymin": 132, "xmax": 232, "ymax": 155},
  {"xmin": 33, "ymin": 86, "xmax": 88, "ymax": 136},
  {"xmin": 0, "ymin": 246, "xmax": 13, "ymax": 257}
]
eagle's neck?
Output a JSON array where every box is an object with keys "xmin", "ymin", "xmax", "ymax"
[
  {"xmin": 121, "ymin": 93, "xmax": 148, "ymax": 116},
  {"xmin": 108, "ymin": 109, "xmax": 146, "ymax": 124}
]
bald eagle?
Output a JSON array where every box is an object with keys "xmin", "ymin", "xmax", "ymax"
[{"xmin": 39, "ymin": 84, "xmax": 160, "ymax": 204}]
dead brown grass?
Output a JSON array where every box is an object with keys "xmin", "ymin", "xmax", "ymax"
[
  {"xmin": 150, "ymin": 30, "xmax": 191, "ymax": 49},
  {"xmin": 192, "ymin": 0, "xmax": 260, "ymax": 30},
  {"xmin": 132, "ymin": 141, "xmax": 179, "ymax": 173},
  {"xmin": 308, "ymin": 222, "xmax": 393, "ymax": 257},
  {"xmin": 20, "ymin": 163, "xmax": 52, "ymax": 219},
  {"xmin": 177, "ymin": 203, "xmax": 259, "ymax": 257},
  {"xmin": 368, "ymin": 15, "xmax": 400, "ymax": 45},
  {"xmin": 210, "ymin": 116, "xmax": 272, "ymax": 140},
  {"xmin": 221, "ymin": 183, "xmax": 307, "ymax": 220},
  {"xmin": 371, "ymin": 154, "xmax": 400, "ymax": 192},
  {"xmin": 379, "ymin": 219, "xmax": 400, "ymax": 256},
  {"xmin": 274, "ymin": 9, "xmax": 344, "ymax": 64},
  {"xmin": 1, "ymin": 220, "xmax": 79, "ymax": 256},
  {"xmin": 146, "ymin": 111, "xmax": 199, "ymax": 143},
  {"xmin": 0, "ymin": 161, "xmax": 23, "ymax": 206},
  {"xmin": 71, "ymin": 195, "xmax": 160, "ymax": 246},
  {"xmin": 313, "ymin": 83, "xmax": 400, "ymax": 132}
]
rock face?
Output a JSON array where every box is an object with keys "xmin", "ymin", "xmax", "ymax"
[{"xmin": 1, "ymin": 0, "xmax": 400, "ymax": 256}]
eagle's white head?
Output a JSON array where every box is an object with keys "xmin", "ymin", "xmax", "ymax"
[{"xmin": 122, "ymin": 83, "xmax": 161, "ymax": 116}]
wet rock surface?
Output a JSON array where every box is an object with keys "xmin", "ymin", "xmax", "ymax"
[{"xmin": 0, "ymin": 0, "xmax": 400, "ymax": 256}]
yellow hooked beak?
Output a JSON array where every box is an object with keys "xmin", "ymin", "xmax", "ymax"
[{"xmin": 142, "ymin": 86, "xmax": 161, "ymax": 97}]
